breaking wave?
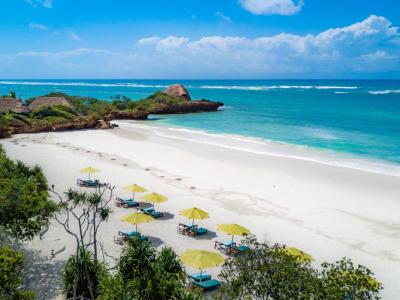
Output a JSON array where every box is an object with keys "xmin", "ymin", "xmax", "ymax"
[
  {"xmin": 0, "ymin": 81, "xmax": 168, "ymax": 88},
  {"xmin": 368, "ymin": 90, "xmax": 400, "ymax": 95},
  {"xmin": 198, "ymin": 85, "xmax": 358, "ymax": 91}
]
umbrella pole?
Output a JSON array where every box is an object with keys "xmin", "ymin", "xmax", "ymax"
[
  {"xmin": 136, "ymin": 224, "xmax": 138, "ymax": 233},
  {"xmin": 231, "ymin": 235, "xmax": 234, "ymax": 245},
  {"xmin": 192, "ymin": 219, "xmax": 195, "ymax": 227},
  {"xmin": 89, "ymin": 173, "xmax": 91, "ymax": 180}
]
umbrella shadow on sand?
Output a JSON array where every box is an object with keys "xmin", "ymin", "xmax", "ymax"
[
  {"xmin": 194, "ymin": 229, "xmax": 218, "ymax": 240},
  {"xmin": 160, "ymin": 212, "xmax": 174, "ymax": 220},
  {"xmin": 147, "ymin": 236, "xmax": 164, "ymax": 247}
]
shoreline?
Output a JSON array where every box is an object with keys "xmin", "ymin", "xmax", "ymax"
[
  {"xmin": 124, "ymin": 119, "xmax": 400, "ymax": 177},
  {"xmin": 1, "ymin": 124, "xmax": 400, "ymax": 298}
]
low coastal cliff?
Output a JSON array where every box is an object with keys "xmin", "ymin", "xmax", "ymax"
[
  {"xmin": 148, "ymin": 99, "xmax": 223, "ymax": 114},
  {"xmin": 0, "ymin": 84, "xmax": 223, "ymax": 138}
]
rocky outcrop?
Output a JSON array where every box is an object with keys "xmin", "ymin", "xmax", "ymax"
[
  {"xmin": 0, "ymin": 117, "xmax": 111, "ymax": 138},
  {"xmin": 0, "ymin": 84, "xmax": 223, "ymax": 138},
  {"xmin": 163, "ymin": 84, "xmax": 191, "ymax": 101},
  {"xmin": 150, "ymin": 99, "xmax": 224, "ymax": 114},
  {"xmin": 107, "ymin": 110, "xmax": 149, "ymax": 120}
]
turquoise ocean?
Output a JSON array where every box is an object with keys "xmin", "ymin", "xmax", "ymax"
[{"xmin": 1, "ymin": 79, "xmax": 400, "ymax": 175}]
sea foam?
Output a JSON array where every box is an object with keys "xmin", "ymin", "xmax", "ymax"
[{"xmin": 0, "ymin": 81, "xmax": 167, "ymax": 88}]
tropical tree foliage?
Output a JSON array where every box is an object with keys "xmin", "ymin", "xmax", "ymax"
[
  {"xmin": 0, "ymin": 246, "xmax": 35, "ymax": 300},
  {"xmin": 320, "ymin": 258, "xmax": 382, "ymax": 300},
  {"xmin": 52, "ymin": 186, "xmax": 114, "ymax": 300},
  {"xmin": 0, "ymin": 145, "xmax": 57, "ymax": 240},
  {"xmin": 97, "ymin": 238, "xmax": 203, "ymax": 300},
  {"xmin": 217, "ymin": 236, "xmax": 382, "ymax": 300},
  {"xmin": 63, "ymin": 247, "xmax": 107, "ymax": 300}
]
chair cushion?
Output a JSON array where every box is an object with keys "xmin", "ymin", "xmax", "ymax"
[
  {"xmin": 190, "ymin": 273, "xmax": 211, "ymax": 282},
  {"xmin": 195, "ymin": 227, "xmax": 207, "ymax": 235},
  {"xmin": 193, "ymin": 279, "xmax": 221, "ymax": 290}
]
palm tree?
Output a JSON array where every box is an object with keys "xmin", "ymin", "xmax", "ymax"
[{"xmin": 7, "ymin": 91, "xmax": 16, "ymax": 98}]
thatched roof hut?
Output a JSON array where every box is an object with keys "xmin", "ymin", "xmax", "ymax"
[
  {"xmin": 0, "ymin": 98, "xmax": 29, "ymax": 114},
  {"xmin": 28, "ymin": 96, "xmax": 74, "ymax": 111}
]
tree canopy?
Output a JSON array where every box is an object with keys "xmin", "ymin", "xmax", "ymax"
[
  {"xmin": 0, "ymin": 246, "xmax": 35, "ymax": 300},
  {"xmin": 97, "ymin": 238, "xmax": 203, "ymax": 300},
  {"xmin": 0, "ymin": 145, "xmax": 57, "ymax": 240},
  {"xmin": 217, "ymin": 236, "xmax": 382, "ymax": 300}
]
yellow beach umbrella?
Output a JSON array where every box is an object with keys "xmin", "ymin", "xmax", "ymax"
[
  {"xmin": 181, "ymin": 249, "xmax": 224, "ymax": 273},
  {"xmin": 141, "ymin": 192, "xmax": 168, "ymax": 210},
  {"xmin": 121, "ymin": 212, "xmax": 154, "ymax": 232},
  {"xmin": 284, "ymin": 247, "xmax": 313, "ymax": 263},
  {"xmin": 217, "ymin": 223, "xmax": 251, "ymax": 244},
  {"xmin": 124, "ymin": 184, "xmax": 147, "ymax": 193},
  {"xmin": 179, "ymin": 207, "xmax": 209, "ymax": 226},
  {"xmin": 80, "ymin": 166, "xmax": 100, "ymax": 180},
  {"xmin": 123, "ymin": 184, "xmax": 147, "ymax": 198}
]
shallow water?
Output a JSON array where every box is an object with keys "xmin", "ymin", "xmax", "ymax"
[{"xmin": 1, "ymin": 79, "xmax": 400, "ymax": 173}]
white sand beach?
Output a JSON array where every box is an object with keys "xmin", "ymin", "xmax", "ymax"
[{"xmin": 1, "ymin": 121, "xmax": 400, "ymax": 299}]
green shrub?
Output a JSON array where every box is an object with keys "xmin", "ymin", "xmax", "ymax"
[
  {"xmin": 98, "ymin": 238, "xmax": 203, "ymax": 300},
  {"xmin": 217, "ymin": 236, "xmax": 382, "ymax": 300},
  {"xmin": 30, "ymin": 105, "xmax": 77, "ymax": 121},
  {"xmin": 63, "ymin": 248, "xmax": 107, "ymax": 299},
  {"xmin": 0, "ymin": 146, "xmax": 57, "ymax": 240},
  {"xmin": 0, "ymin": 246, "xmax": 35, "ymax": 300}
]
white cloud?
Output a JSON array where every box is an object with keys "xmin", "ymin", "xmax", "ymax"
[
  {"xmin": 239, "ymin": 0, "xmax": 303, "ymax": 15},
  {"xmin": 29, "ymin": 23, "xmax": 48, "ymax": 30},
  {"xmin": 138, "ymin": 36, "xmax": 189, "ymax": 51},
  {"xmin": 25, "ymin": 0, "xmax": 52, "ymax": 8},
  {"xmin": 1, "ymin": 15, "xmax": 399, "ymax": 78},
  {"xmin": 134, "ymin": 15, "xmax": 400, "ymax": 76},
  {"xmin": 137, "ymin": 36, "xmax": 160, "ymax": 46},
  {"xmin": 215, "ymin": 11, "xmax": 232, "ymax": 22},
  {"xmin": 68, "ymin": 31, "xmax": 82, "ymax": 42}
]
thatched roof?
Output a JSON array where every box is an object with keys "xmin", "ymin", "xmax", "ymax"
[
  {"xmin": 28, "ymin": 96, "xmax": 74, "ymax": 111},
  {"xmin": 0, "ymin": 98, "xmax": 29, "ymax": 114}
]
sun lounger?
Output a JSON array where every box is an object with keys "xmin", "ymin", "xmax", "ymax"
[
  {"xmin": 117, "ymin": 230, "xmax": 148, "ymax": 242},
  {"xmin": 141, "ymin": 207, "xmax": 164, "ymax": 218},
  {"xmin": 189, "ymin": 272, "xmax": 211, "ymax": 282},
  {"xmin": 113, "ymin": 235, "xmax": 125, "ymax": 245},
  {"xmin": 215, "ymin": 240, "xmax": 236, "ymax": 254},
  {"xmin": 118, "ymin": 229, "xmax": 139, "ymax": 236},
  {"xmin": 77, "ymin": 179, "xmax": 106, "ymax": 188},
  {"xmin": 188, "ymin": 227, "xmax": 207, "ymax": 236},
  {"xmin": 233, "ymin": 245, "xmax": 250, "ymax": 253},
  {"xmin": 177, "ymin": 223, "xmax": 190, "ymax": 234},
  {"xmin": 192, "ymin": 279, "xmax": 221, "ymax": 291},
  {"xmin": 178, "ymin": 223, "xmax": 207, "ymax": 237},
  {"xmin": 141, "ymin": 207, "xmax": 154, "ymax": 213},
  {"xmin": 215, "ymin": 240, "xmax": 231, "ymax": 251},
  {"xmin": 215, "ymin": 240, "xmax": 249, "ymax": 255},
  {"xmin": 115, "ymin": 197, "xmax": 139, "ymax": 208}
]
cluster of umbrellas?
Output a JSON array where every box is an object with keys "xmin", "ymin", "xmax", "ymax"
[
  {"xmin": 79, "ymin": 166, "xmax": 381, "ymax": 288},
  {"xmin": 79, "ymin": 167, "xmax": 315, "ymax": 276}
]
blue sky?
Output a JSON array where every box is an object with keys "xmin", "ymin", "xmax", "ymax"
[{"xmin": 0, "ymin": 0, "xmax": 399, "ymax": 79}]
